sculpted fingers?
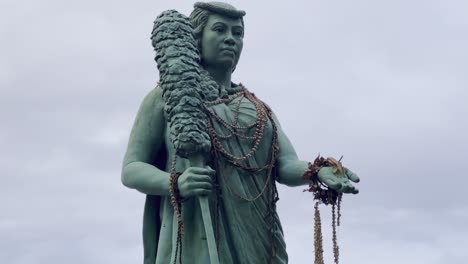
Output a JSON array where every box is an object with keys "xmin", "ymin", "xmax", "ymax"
[
  {"xmin": 184, "ymin": 182, "xmax": 212, "ymax": 197},
  {"xmin": 178, "ymin": 167, "xmax": 214, "ymax": 198},
  {"xmin": 317, "ymin": 166, "xmax": 360, "ymax": 194},
  {"xmin": 345, "ymin": 168, "xmax": 360, "ymax": 183},
  {"xmin": 338, "ymin": 179, "xmax": 359, "ymax": 194},
  {"xmin": 188, "ymin": 166, "xmax": 215, "ymax": 176},
  {"xmin": 190, "ymin": 174, "xmax": 212, "ymax": 183},
  {"xmin": 339, "ymin": 183, "xmax": 351, "ymax": 193},
  {"xmin": 345, "ymin": 185, "xmax": 359, "ymax": 194}
]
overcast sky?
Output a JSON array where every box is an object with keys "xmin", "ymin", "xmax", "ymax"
[{"xmin": 1, "ymin": 0, "xmax": 467, "ymax": 263}]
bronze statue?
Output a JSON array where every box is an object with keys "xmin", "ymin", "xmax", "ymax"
[{"xmin": 122, "ymin": 2, "xmax": 359, "ymax": 264}]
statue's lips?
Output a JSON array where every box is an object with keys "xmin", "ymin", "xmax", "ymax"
[{"xmin": 220, "ymin": 48, "xmax": 236, "ymax": 56}]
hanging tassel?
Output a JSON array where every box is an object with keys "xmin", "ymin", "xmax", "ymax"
[
  {"xmin": 314, "ymin": 202, "xmax": 324, "ymax": 264},
  {"xmin": 337, "ymin": 193, "xmax": 342, "ymax": 227},
  {"xmin": 332, "ymin": 203, "xmax": 339, "ymax": 264}
]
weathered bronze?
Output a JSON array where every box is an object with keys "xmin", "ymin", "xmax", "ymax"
[{"xmin": 121, "ymin": 2, "xmax": 360, "ymax": 264}]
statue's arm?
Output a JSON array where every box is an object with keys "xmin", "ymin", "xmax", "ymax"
[
  {"xmin": 273, "ymin": 113, "xmax": 360, "ymax": 192},
  {"xmin": 121, "ymin": 87, "xmax": 171, "ymax": 196},
  {"xmin": 273, "ymin": 114, "xmax": 310, "ymax": 187}
]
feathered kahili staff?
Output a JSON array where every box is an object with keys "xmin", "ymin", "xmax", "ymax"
[{"xmin": 151, "ymin": 10, "xmax": 220, "ymax": 264}]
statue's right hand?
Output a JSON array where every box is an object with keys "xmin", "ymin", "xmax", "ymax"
[{"xmin": 177, "ymin": 166, "xmax": 215, "ymax": 198}]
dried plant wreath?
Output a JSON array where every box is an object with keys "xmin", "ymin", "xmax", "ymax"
[{"xmin": 303, "ymin": 155, "xmax": 347, "ymax": 264}]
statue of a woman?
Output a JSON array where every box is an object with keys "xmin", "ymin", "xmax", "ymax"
[{"xmin": 122, "ymin": 2, "xmax": 359, "ymax": 264}]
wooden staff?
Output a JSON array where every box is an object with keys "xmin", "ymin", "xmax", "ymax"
[{"xmin": 189, "ymin": 154, "xmax": 219, "ymax": 264}]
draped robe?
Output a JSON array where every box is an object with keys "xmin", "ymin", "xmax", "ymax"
[{"xmin": 143, "ymin": 86, "xmax": 288, "ymax": 264}]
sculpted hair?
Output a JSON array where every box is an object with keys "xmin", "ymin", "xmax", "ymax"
[
  {"xmin": 189, "ymin": 7, "xmax": 244, "ymax": 51},
  {"xmin": 189, "ymin": 7, "xmax": 210, "ymax": 50}
]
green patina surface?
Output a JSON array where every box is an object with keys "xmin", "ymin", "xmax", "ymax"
[{"xmin": 122, "ymin": 2, "xmax": 359, "ymax": 263}]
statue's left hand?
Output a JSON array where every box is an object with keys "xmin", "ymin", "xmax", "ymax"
[{"xmin": 317, "ymin": 167, "xmax": 360, "ymax": 194}]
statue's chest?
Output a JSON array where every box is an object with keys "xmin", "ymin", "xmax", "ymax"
[{"xmin": 208, "ymin": 96, "xmax": 258, "ymax": 128}]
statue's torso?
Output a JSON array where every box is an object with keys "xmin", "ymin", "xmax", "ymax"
[{"xmin": 155, "ymin": 93, "xmax": 288, "ymax": 264}]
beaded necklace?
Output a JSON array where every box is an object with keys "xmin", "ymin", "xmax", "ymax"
[
  {"xmin": 204, "ymin": 84, "xmax": 281, "ymax": 263},
  {"xmin": 169, "ymin": 82, "xmax": 281, "ymax": 263}
]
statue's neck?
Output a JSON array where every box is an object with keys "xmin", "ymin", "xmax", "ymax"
[{"xmin": 204, "ymin": 65, "xmax": 232, "ymax": 90}]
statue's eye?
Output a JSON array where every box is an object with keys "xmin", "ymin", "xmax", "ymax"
[
  {"xmin": 233, "ymin": 30, "xmax": 243, "ymax": 37},
  {"xmin": 213, "ymin": 27, "xmax": 224, "ymax": 33}
]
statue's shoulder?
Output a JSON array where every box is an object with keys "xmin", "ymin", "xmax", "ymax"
[
  {"xmin": 141, "ymin": 84, "xmax": 164, "ymax": 107},
  {"xmin": 149, "ymin": 84, "xmax": 164, "ymax": 98},
  {"xmin": 136, "ymin": 85, "xmax": 165, "ymax": 122}
]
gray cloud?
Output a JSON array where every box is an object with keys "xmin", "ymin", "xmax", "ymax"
[{"xmin": 1, "ymin": 0, "xmax": 467, "ymax": 263}]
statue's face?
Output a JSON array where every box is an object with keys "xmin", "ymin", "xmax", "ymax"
[{"xmin": 200, "ymin": 14, "xmax": 244, "ymax": 71}]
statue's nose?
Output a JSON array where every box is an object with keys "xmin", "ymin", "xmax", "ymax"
[{"xmin": 224, "ymin": 32, "xmax": 235, "ymax": 45}]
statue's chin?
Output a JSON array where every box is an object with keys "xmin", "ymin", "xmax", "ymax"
[
  {"xmin": 202, "ymin": 60, "xmax": 237, "ymax": 72},
  {"xmin": 220, "ymin": 61, "xmax": 235, "ymax": 71}
]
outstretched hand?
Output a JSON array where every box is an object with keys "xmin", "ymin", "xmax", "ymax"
[{"xmin": 317, "ymin": 167, "xmax": 360, "ymax": 194}]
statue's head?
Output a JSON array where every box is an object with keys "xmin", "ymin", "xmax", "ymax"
[{"xmin": 190, "ymin": 2, "xmax": 246, "ymax": 72}]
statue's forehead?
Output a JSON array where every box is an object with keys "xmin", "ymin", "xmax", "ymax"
[{"xmin": 206, "ymin": 13, "xmax": 243, "ymax": 28}]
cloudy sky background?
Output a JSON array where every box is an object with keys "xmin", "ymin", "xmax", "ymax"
[{"xmin": 1, "ymin": 0, "xmax": 467, "ymax": 263}]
